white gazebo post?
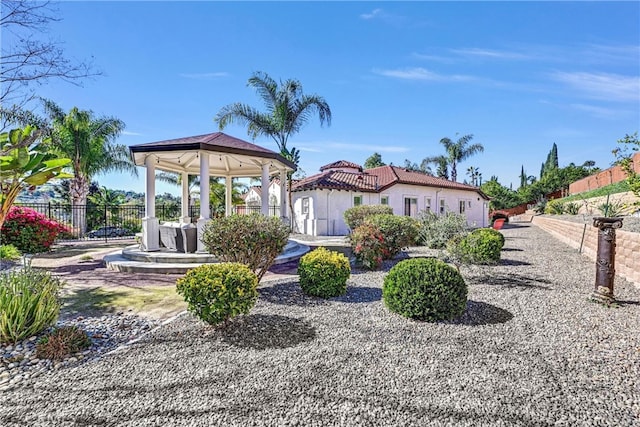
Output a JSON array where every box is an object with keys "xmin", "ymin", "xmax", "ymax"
[
  {"xmin": 142, "ymin": 155, "xmax": 160, "ymax": 251},
  {"xmin": 261, "ymin": 163, "xmax": 270, "ymax": 216},
  {"xmin": 225, "ymin": 175, "xmax": 233, "ymax": 216},
  {"xmin": 180, "ymin": 171, "xmax": 190, "ymax": 224},
  {"xmin": 280, "ymin": 168, "xmax": 287, "ymax": 219},
  {"xmin": 197, "ymin": 152, "xmax": 210, "ymax": 252}
]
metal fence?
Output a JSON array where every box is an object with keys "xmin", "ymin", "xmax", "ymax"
[{"xmin": 14, "ymin": 203, "xmax": 280, "ymax": 241}]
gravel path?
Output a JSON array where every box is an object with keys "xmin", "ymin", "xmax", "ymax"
[{"xmin": 0, "ymin": 223, "xmax": 638, "ymax": 426}]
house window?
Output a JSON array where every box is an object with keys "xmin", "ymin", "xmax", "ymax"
[
  {"xmin": 439, "ymin": 199, "xmax": 446, "ymax": 214},
  {"xmin": 404, "ymin": 197, "xmax": 418, "ymax": 217},
  {"xmin": 302, "ymin": 197, "xmax": 309, "ymax": 214},
  {"xmin": 459, "ymin": 200, "xmax": 466, "ymax": 214},
  {"xmin": 424, "ymin": 197, "xmax": 432, "ymax": 212},
  {"xmin": 354, "ymin": 195, "xmax": 363, "ymax": 206},
  {"xmin": 381, "ymin": 195, "xmax": 389, "ymax": 205}
]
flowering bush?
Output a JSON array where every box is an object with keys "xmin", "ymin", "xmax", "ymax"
[
  {"xmin": 0, "ymin": 206, "xmax": 69, "ymax": 253},
  {"xmin": 350, "ymin": 223, "xmax": 385, "ymax": 270},
  {"xmin": 365, "ymin": 214, "xmax": 419, "ymax": 259},
  {"xmin": 343, "ymin": 205, "xmax": 393, "ymax": 230}
]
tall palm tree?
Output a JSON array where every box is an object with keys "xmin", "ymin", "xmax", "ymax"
[
  {"xmin": 215, "ymin": 71, "xmax": 331, "ymax": 228},
  {"xmin": 156, "ymin": 171, "xmax": 200, "ymax": 207},
  {"xmin": 42, "ymin": 100, "xmax": 136, "ymax": 235},
  {"xmin": 420, "ymin": 155, "xmax": 449, "ymax": 179},
  {"xmin": 466, "ymin": 166, "xmax": 481, "ymax": 186},
  {"xmin": 438, "ymin": 134, "xmax": 484, "ymax": 182}
]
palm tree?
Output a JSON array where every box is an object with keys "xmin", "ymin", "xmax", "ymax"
[
  {"xmin": 437, "ymin": 134, "xmax": 484, "ymax": 182},
  {"xmin": 467, "ymin": 166, "xmax": 480, "ymax": 186},
  {"xmin": 156, "ymin": 171, "xmax": 200, "ymax": 208},
  {"xmin": 42, "ymin": 100, "xmax": 136, "ymax": 235},
  {"xmin": 215, "ymin": 71, "xmax": 331, "ymax": 229},
  {"xmin": 420, "ymin": 155, "xmax": 449, "ymax": 179}
]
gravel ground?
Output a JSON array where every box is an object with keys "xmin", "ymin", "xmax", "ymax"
[{"xmin": 0, "ymin": 223, "xmax": 639, "ymax": 426}]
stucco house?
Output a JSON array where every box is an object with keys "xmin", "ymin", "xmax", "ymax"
[
  {"xmin": 242, "ymin": 178, "xmax": 282, "ymax": 209},
  {"xmin": 289, "ymin": 160, "xmax": 490, "ymax": 236}
]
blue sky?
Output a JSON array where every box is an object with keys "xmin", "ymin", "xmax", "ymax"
[{"xmin": 17, "ymin": 1, "xmax": 640, "ymax": 195}]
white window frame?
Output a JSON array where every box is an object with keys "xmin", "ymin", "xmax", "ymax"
[
  {"xmin": 302, "ymin": 197, "xmax": 309, "ymax": 214},
  {"xmin": 404, "ymin": 197, "xmax": 418, "ymax": 217},
  {"xmin": 380, "ymin": 195, "xmax": 389, "ymax": 205},
  {"xmin": 424, "ymin": 197, "xmax": 432, "ymax": 212},
  {"xmin": 439, "ymin": 199, "xmax": 446, "ymax": 215},
  {"xmin": 353, "ymin": 195, "xmax": 363, "ymax": 206}
]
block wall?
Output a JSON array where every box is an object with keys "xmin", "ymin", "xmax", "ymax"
[
  {"xmin": 569, "ymin": 152, "xmax": 640, "ymax": 195},
  {"xmin": 532, "ymin": 216, "xmax": 640, "ymax": 289}
]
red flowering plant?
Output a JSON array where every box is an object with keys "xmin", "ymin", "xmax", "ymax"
[
  {"xmin": 0, "ymin": 206, "xmax": 69, "ymax": 253},
  {"xmin": 350, "ymin": 223, "xmax": 385, "ymax": 270}
]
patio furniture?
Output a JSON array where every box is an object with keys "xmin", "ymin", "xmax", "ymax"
[{"xmin": 159, "ymin": 222, "xmax": 197, "ymax": 253}]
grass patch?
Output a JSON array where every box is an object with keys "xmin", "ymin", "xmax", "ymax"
[
  {"xmin": 60, "ymin": 285, "xmax": 186, "ymax": 320},
  {"xmin": 563, "ymin": 181, "xmax": 630, "ymax": 202}
]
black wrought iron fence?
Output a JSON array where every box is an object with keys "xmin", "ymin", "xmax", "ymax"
[{"xmin": 13, "ymin": 203, "xmax": 280, "ymax": 241}]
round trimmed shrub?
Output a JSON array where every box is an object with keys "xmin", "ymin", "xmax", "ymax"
[
  {"xmin": 446, "ymin": 228, "xmax": 502, "ymax": 265},
  {"xmin": 343, "ymin": 205, "xmax": 393, "ymax": 230},
  {"xmin": 298, "ymin": 247, "xmax": 350, "ymax": 298},
  {"xmin": 383, "ymin": 258, "xmax": 467, "ymax": 322},
  {"xmin": 176, "ymin": 263, "xmax": 258, "ymax": 325}
]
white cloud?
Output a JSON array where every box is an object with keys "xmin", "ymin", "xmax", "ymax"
[
  {"xmin": 298, "ymin": 141, "xmax": 409, "ymax": 154},
  {"xmin": 411, "ymin": 52, "xmax": 457, "ymax": 64},
  {"xmin": 122, "ymin": 131, "xmax": 142, "ymax": 136},
  {"xmin": 179, "ymin": 72, "xmax": 229, "ymax": 80},
  {"xmin": 360, "ymin": 8, "xmax": 383, "ymax": 20},
  {"xmin": 373, "ymin": 67, "xmax": 474, "ymax": 82},
  {"xmin": 569, "ymin": 103, "xmax": 623, "ymax": 119},
  {"xmin": 451, "ymin": 48, "xmax": 534, "ymax": 60},
  {"xmin": 550, "ymin": 71, "xmax": 640, "ymax": 102}
]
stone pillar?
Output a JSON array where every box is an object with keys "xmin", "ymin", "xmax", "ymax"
[
  {"xmin": 261, "ymin": 163, "xmax": 270, "ymax": 216},
  {"xmin": 197, "ymin": 152, "xmax": 210, "ymax": 252},
  {"xmin": 280, "ymin": 168, "xmax": 288, "ymax": 219},
  {"xmin": 142, "ymin": 155, "xmax": 159, "ymax": 251},
  {"xmin": 591, "ymin": 217, "xmax": 624, "ymax": 305},
  {"xmin": 180, "ymin": 171, "xmax": 190, "ymax": 224}
]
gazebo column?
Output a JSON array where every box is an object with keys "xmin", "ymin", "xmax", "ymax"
[
  {"xmin": 280, "ymin": 168, "xmax": 287, "ymax": 219},
  {"xmin": 180, "ymin": 172, "xmax": 190, "ymax": 224},
  {"xmin": 197, "ymin": 152, "xmax": 210, "ymax": 253},
  {"xmin": 225, "ymin": 176, "xmax": 233, "ymax": 216},
  {"xmin": 141, "ymin": 156, "xmax": 159, "ymax": 251},
  {"xmin": 261, "ymin": 163, "xmax": 270, "ymax": 216}
]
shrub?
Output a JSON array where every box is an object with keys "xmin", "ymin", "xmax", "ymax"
[
  {"xmin": 36, "ymin": 326, "xmax": 91, "ymax": 361},
  {"xmin": 383, "ymin": 258, "xmax": 467, "ymax": 322},
  {"xmin": 545, "ymin": 200, "xmax": 565, "ymax": 215},
  {"xmin": 533, "ymin": 199, "xmax": 547, "ymax": 214},
  {"xmin": 446, "ymin": 228, "xmax": 503, "ymax": 265},
  {"xmin": 365, "ymin": 214, "xmax": 420, "ymax": 259},
  {"xmin": 0, "ymin": 267, "xmax": 62, "ymax": 343},
  {"xmin": 0, "ymin": 244, "xmax": 21, "ymax": 261},
  {"xmin": 416, "ymin": 211, "xmax": 468, "ymax": 249},
  {"xmin": 343, "ymin": 205, "xmax": 393, "ymax": 230},
  {"xmin": 0, "ymin": 206, "xmax": 69, "ymax": 253},
  {"xmin": 176, "ymin": 263, "xmax": 258, "ymax": 325},
  {"xmin": 298, "ymin": 247, "xmax": 350, "ymax": 298},
  {"xmin": 202, "ymin": 214, "xmax": 289, "ymax": 281},
  {"xmin": 350, "ymin": 223, "xmax": 385, "ymax": 270},
  {"xmin": 565, "ymin": 202, "xmax": 580, "ymax": 215},
  {"xmin": 598, "ymin": 201, "xmax": 625, "ymax": 218}
]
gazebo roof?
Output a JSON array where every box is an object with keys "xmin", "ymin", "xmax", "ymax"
[{"xmin": 129, "ymin": 132, "xmax": 296, "ymax": 177}]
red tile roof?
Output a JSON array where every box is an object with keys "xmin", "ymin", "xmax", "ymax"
[
  {"xmin": 293, "ymin": 170, "xmax": 378, "ymax": 192},
  {"xmin": 292, "ymin": 162, "xmax": 488, "ymax": 199},
  {"xmin": 320, "ymin": 160, "xmax": 363, "ymax": 172}
]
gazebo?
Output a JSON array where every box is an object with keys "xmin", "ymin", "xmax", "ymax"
[{"xmin": 129, "ymin": 132, "xmax": 296, "ymax": 252}]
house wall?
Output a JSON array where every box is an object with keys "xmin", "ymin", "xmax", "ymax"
[{"xmin": 292, "ymin": 184, "xmax": 489, "ymax": 236}]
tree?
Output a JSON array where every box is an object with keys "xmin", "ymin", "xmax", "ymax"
[
  {"xmin": 480, "ymin": 177, "xmax": 521, "ymax": 210},
  {"xmin": 1, "ymin": 1, "xmax": 99, "ymax": 105},
  {"xmin": 420, "ymin": 155, "xmax": 449, "ymax": 179},
  {"xmin": 215, "ymin": 71, "xmax": 331, "ymax": 228},
  {"xmin": 364, "ymin": 152, "xmax": 385, "ymax": 169},
  {"xmin": 541, "ymin": 143, "xmax": 559, "ymax": 178},
  {"xmin": 426, "ymin": 134, "xmax": 484, "ymax": 182},
  {"xmin": 467, "ymin": 166, "xmax": 481, "ymax": 186},
  {"xmin": 613, "ymin": 132, "xmax": 640, "ymax": 198},
  {"xmin": 519, "ymin": 165, "xmax": 527, "ymax": 189},
  {"xmin": 42, "ymin": 100, "xmax": 135, "ymax": 235},
  {"xmin": 156, "ymin": 171, "xmax": 199, "ymax": 207},
  {"xmin": 0, "ymin": 125, "xmax": 71, "ymax": 228}
]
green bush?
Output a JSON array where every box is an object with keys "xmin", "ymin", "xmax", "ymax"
[
  {"xmin": 343, "ymin": 205, "xmax": 393, "ymax": 230},
  {"xmin": 598, "ymin": 201, "xmax": 625, "ymax": 217},
  {"xmin": 350, "ymin": 223, "xmax": 385, "ymax": 270},
  {"xmin": 545, "ymin": 199, "xmax": 565, "ymax": 215},
  {"xmin": 365, "ymin": 214, "xmax": 420, "ymax": 259},
  {"xmin": 202, "ymin": 214, "xmax": 289, "ymax": 281},
  {"xmin": 0, "ymin": 267, "xmax": 63, "ymax": 343},
  {"xmin": 416, "ymin": 211, "xmax": 468, "ymax": 249},
  {"xmin": 36, "ymin": 326, "xmax": 91, "ymax": 361},
  {"xmin": 565, "ymin": 202, "xmax": 580, "ymax": 215},
  {"xmin": 298, "ymin": 247, "xmax": 350, "ymax": 298},
  {"xmin": 176, "ymin": 263, "xmax": 258, "ymax": 325},
  {"xmin": 383, "ymin": 258, "xmax": 467, "ymax": 321},
  {"xmin": 446, "ymin": 228, "xmax": 503, "ymax": 265},
  {"xmin": 0, "ymin": 244, "xmax": 21, "ymax": 261}
]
